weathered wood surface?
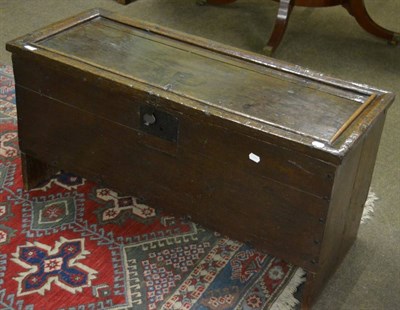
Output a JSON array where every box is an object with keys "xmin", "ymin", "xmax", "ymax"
[
  {"xmin": 7, "ymin": 9, "xmax": 395, "ymax": 308},
  {"xmin": 13, "ymin": 57, "xmax": 337, "ymax": 197},
  {"xmin": 6, "ymin": 9, "xmax": 394, "ymax": 162},
  {"xmin": 36, "ymin": 17, "xmax": 364, "ymax": 143}
]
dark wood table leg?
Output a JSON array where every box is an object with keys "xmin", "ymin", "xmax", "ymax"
[
  {"xmin": 264, "ymin": 0, "xmax": 295, "ymax": 55},
  {"xmin": 343, "ymin": 0, "xmax": 399, "ymax": 45}
]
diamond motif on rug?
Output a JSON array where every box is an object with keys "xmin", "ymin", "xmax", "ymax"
[
  {"xmin": 31, "ymin": 196, "xmax": 78, "ymax": 229},
  {"xmin": 11, "ymin": 237, "xmax": 97, "ymax": 296}
]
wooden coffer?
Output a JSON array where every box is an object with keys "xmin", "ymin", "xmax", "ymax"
[{"xmin": 6, "ymin": 9, "xmax": 395, "ymax": 308}]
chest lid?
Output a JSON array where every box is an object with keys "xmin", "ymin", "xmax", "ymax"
[{"xmin": 6, "ymin": 9, "xmax": 394, "ymax": 164}]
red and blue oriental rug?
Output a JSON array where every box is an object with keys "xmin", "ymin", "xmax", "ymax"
[{"xmin": 0, "ymin": 63, "xmax": 309, "ymax": 309}]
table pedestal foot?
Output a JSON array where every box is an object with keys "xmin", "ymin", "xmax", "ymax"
[
  {"xmin": 344, "ymin": 0, "xmax": 398, "ymax": 43},
  {"xmin": 388, "ymin": 33, "xmax": 399, "ymax": 46},
  {"xmin": 198, "ymin": 0, "xmax": 398, "ymax": 52}
]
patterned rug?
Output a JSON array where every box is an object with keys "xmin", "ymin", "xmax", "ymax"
[{"xmin": 0, "ymin": 64, "xmax": 306, "ymax": 309}]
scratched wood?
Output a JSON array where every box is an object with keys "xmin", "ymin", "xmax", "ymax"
[
  {"xmin": 7, "ymin": 9, "xmax": 395, "ymax": 309},
  {"xmin": 13, "ymin": 58, "xmax": 336, "ymax": 197},
  {"xmin": 36, "ymin": 16, "xmax": 363, "ymax": 143}
]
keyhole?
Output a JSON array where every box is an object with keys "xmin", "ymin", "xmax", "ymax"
[{"xmin": 143, "ymin": 113, "xmax": 156, "ymax": 126}]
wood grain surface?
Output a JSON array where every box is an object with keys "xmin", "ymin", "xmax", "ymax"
[
  {"xmin": 36, "ymin": 16, "xmax": 363, "ymax": 143},
  {"xmin": 7, "ymin": 9, "xmax": 395, "ymax": 309}
]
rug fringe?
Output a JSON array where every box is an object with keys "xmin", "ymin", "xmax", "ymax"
[
  {"xmin": 270, "ymin": 267, "xmax": 306, "ymax": 310},
  {"xmin": 361, "ymin": 190, "xmax": 378, "ymax": 224}
]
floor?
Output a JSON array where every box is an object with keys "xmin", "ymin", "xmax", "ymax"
[{"xmin": 0, "ymin": 1, "xmax": 399, "ymax": 309}]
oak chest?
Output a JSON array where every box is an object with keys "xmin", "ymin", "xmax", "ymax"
[{"xmin": 6, "ymin": 9, "xmax": 395, "ymax": 308}]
